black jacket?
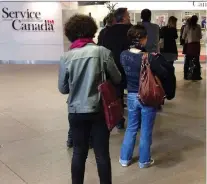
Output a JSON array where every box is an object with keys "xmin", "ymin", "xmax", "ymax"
[
  {"xmin": 100, "ymin": 24, "xmax": 132, "ymax": 86},
  {"xmin": 150, "ymin": 53, "xmax": 176, "ymax": 100},
  {"xmin": 160, "ymin": 26, "xmax": 178, "ymax": 54},
  {"xmin": 97, "ymin": 26, "xmax": 110, "ymax": 46}
]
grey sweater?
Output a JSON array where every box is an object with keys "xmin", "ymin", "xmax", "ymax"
[
  {"xmin": 58, "ymin": 44, "xmax": 121, "ymax": 113},
  {"xmin": 142, "ymin": 21, "xmax": 160, "ymax": 53}
]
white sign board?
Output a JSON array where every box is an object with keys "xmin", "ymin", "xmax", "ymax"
[
  {"xmin": 116, "ymin": 2, "xmax": 207, "ymax": 10},
  {"xmin": 0, "ymin": 2, "xmax": 63, "ymax": 61}
]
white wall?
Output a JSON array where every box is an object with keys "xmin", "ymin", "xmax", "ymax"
[
  {"xmin": 62, "ymin": 9, "xmax": 79, "ymax": 51},
  {"xmin": 62, "ymin": 5, "xmax": 109, "ymax": 51},
  {"xmin": 79, "ymin": 5, "xmax": 109, "ymax": 42},
  {"xmin": 0, "ymin": 2, "xmax": 63, "ymax": 61}
]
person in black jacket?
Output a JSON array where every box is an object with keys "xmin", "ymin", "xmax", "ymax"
[
  {"xmin": 97, "ymin": 13, "xmax": 115, "ymax": 45},
  {"xmin": 100, "ymin": 7, "xmax": 132, "ymax": 130},
  {"xmin": 160, "ymin": 16, "xmax": 178, "ymax": 65}
]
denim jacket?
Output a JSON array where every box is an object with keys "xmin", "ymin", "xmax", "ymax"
[{"xmin": 58, "ymin": 44, "xmax": 121, "ymax": 113}]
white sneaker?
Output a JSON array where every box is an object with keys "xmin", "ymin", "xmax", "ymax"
[
  {"xmin": 139, "ymin": 159, "xmax": 154, "ymax": 168},
  {"xmin": 119, "ymin": 158, "xmax": 132, "ymax": 167}
]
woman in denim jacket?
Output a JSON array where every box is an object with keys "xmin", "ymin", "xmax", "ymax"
[{"xmin": 58, "ymin": 14, "xmax": 121, "ymax": 184}]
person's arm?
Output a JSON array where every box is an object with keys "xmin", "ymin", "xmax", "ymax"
[
  {"xmin": 156, "ymin": 25, "xmax": 161, "ymax": 53},
  {"xmin": 182, "ymin": 26, "xmax": 187, "ymax": 40},
  {"xmin": 58, "ymin": 55, "xmax": 69, "ymax": 94},
  {"xmin": 105, "ymin": 51, "xmax": 121, "ymax": 85},
  {"xmin": 180, "ymin": 25, "xmax": 184, "ymax": 36},
  {"xmin": 180, "ymin": 25, "xmax": 185, "ymax": 45},
  {"xmin": 159, "ymin": 27, "xmax": 164, "ymax": 39},
  {"xmin": 173, "ymin": 27, "xmax": 178, "ymax": 39},
  {"xmin": 198, "ymin": 25, "xmax": 202, "ymax": 39}
]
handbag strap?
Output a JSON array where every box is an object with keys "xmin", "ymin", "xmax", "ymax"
[
  {"xmin": 99, "ymin": 46, "xmax": 106, "ymax": 83},
  {"xmin": 142, "ymin": 52, "xmax": 149, "ymax": 66}
]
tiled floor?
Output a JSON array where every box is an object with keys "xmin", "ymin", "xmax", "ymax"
[{"xmin": 0, "ymin": 64, "xmax": 206, "ymax": 184}]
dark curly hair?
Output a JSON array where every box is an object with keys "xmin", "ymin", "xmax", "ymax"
[
  {"xmin": 64, "ymin": 14, "xmax": 98, "ymax": 42},
  {"xmin": 127, "ymin": 24, "xmax": 147, "ymax": 42}
]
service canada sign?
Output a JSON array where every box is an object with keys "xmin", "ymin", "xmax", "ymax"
[{"xmin": 1, "ymin": 7, "xmax": 55, "ymax": 32}]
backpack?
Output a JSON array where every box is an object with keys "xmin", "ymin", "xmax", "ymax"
[{"xmin": 138, "ymin": 53, "xmax": 165, "ymax": 107}]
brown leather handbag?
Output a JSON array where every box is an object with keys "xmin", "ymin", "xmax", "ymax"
[{"xmin": 138, "ymin": 53, "xmax": 165, "ymax": 108}]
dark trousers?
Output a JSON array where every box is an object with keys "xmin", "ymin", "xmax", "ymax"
[
  {"xmin": 184, "ymin": 55, "xmax": 188, "ymax": 78},
  {"xmin": 116, "ymin": 84, "xmax": 125, "ymax": 129},
  {"xmin": 68, "ymin": 127, "xmax": 72, "ymax": 144},
  {"xmin": 68, "ymin": 115, "xmax": 92, "ymax": 146},
  {"xmin": 69, "ymin": 112, "xmax": 112, "ymax": 184},
  {"xmin": 184, "ymin": 55, "xmax": 201, "ymax": 80}
]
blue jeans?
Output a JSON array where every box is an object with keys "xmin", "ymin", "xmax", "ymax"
[{"xmin": 120, "ymin": 93, "xmax": 157, "ymax": 166}]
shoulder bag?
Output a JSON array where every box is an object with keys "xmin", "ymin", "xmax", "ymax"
[
  {"xmin": 138, "ymin": 53, "xmax": 165, "ymax": 107},
  {"xmin": 98, "ymin": 47, "xmax": 124, "ymax": 131}
]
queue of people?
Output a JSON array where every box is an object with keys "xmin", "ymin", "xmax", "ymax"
[{"xmin": 58, "ymin": 8, "xmax": 201, "ymax": 184}]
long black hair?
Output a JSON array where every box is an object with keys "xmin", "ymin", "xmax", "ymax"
[{"xmin": 189, "ymin": 15, "xmax": 198, "ymax": 29}]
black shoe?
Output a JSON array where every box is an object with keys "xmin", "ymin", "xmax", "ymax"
[
  {"xmin": 67, "ymin": 140, "xmax": 73, "ymax": 148},
  {"xmin": 116, "ymin": 118, "xmax": 125, "ymax": 130},
  {"xmin": 192, "ymin": 76, "xmax": 202, "ymax": 81},
  {"xmin": 116, "ymin": 125, "xmax": 125, "ymax": 130},
  {"xmin": 157, "ymin": 105, "xmax": 162, "ymax": 111},
  {"xmin": 184, "ymin": 77, "xmax": 188, "ymax": 80},
  {"xmin": 123, "ymin": 104, "xmax": 127, "ymax": 108}
]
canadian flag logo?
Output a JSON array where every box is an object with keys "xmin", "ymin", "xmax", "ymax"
[{"xmin": 47, "ymin": 20, "xmax": 54, "ymax": 24}]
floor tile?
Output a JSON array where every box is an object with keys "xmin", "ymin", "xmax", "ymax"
[
  {"xmin": 0, "ymin": 113, "xmax": 39, "ymax": 144},
  {"xmin": 0, "ymin": 161, "xmax": 26, "ymax": 184}
]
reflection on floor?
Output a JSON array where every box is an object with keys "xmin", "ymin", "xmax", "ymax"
[{"xmin": 0, "ymin": 64, "xmax": 206, "ymax": 184}]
